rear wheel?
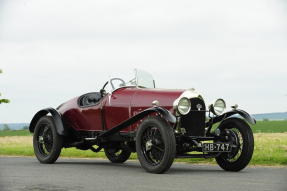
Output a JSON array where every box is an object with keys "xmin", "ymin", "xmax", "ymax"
[
  {"xmin": 33, "ymin": 116, "xmax": 63, "ymax": 164},
  {"xmin": 136, "ymin": 116, "xmax": 176, "ymax": 174},
  {"xmin": 104, "ymin": 147, "xmax": 131, "ymax": 163},
  {"xmin": 215, "ymin": 118, "xmax": 254, "ymax": 171}
]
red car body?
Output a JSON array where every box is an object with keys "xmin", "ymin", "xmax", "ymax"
[{"xmin": 58, "ymin": 88, "xmax": 183, "ymax": 132}]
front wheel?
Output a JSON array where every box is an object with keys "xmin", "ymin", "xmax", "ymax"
[
  {"xmin": 33, "ymin": 116, "xmax": 63, "ymax": 164},
  {"xmin": 136, "ymin": 116, "xmax": 176, "ymax": 174},
  {"xmin": 215, "ymin": 118, "xmax": 254, "ymax": 171}
]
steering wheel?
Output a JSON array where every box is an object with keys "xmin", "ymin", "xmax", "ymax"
[{"xmin": 110, "ymin": 78, "xmax": 126, "ymax": 90}]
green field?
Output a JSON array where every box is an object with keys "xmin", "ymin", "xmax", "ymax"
[
  {"xmin": 0, "ymin": 130, "xmax": 31, "ymax": 137},
  {"xmin": 251, "ymin": 120, "xmax": 287, "ymax": 133}
]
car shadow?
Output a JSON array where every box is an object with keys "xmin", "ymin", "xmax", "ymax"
[
  {"xmin": 169, "ymin": 167, "xmax": 235, "ymax": 174},
  {"xmin": 52, "ymin": 159, "xmax": 250, "ymax": 175},
  {"xmin": 56, "ymin": 159, "xmax": 141, "ymax": 169}
]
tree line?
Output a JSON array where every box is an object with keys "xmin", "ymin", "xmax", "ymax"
[{"xmin": 1, "ymin": 124, "xmax": 29, "ymax": 131}]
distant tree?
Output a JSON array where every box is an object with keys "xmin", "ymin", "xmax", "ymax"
[
  {"xmin": 3, "ymin": 124, "xmax": 10, "ymax": 131},
  {"xmin": 22, "ymin": 126, "xmax": 29, "ymax": 130},
  {"xmin": 262, "ymin": 118, "xmax": 269, "ymax": 122},
  {"xmin": 0, "ymin": 69, "xmax": 10, "ymax": 104}
]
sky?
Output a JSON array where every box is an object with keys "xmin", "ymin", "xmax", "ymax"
[{"xmin": 0, "ymin": 0, "xmax": 286, "ymax": 123}]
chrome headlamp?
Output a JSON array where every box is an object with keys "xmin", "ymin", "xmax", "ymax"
[
  {"xmin": 210, "ymin": 98, "xmax": 226, "ymax": 115},
  {"xmin": 177, "ymin": 97, "xmax": 191, "ymax": 115}
]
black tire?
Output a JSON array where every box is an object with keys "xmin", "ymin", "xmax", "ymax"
[
  {"xmin": 136, "ymin": 116, "xmax": 176, "ymax": 174},
  {"xmin": 215, "ymin": 118, "xmax": 254, "ymax": 171},
  {"xmin": 104, "ymin": 147, "xmax": 131, "ymax": 163},
  {"xmin": 33, "ymin": 116, "xmax": 63, "ymax": 164}
]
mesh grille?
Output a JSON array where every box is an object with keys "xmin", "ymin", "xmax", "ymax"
[{"xmin": 180, "ymin": 98, "xmax": 206, "ymax": 136}]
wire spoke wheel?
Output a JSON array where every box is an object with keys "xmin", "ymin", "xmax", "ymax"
[
  {"xmin": 33, "ymin": 116, "xmax": 63, "ymax": 164},
  {"xmin": 141, "ymin": 126, "xmax": 165, "ymax": 166},
  {"xmin": 37, "ymin": 124, "xmax": 54, "ymax": 156},
  {"xmin": 136, "ymin": 116, "xmax": 176, "ymax": 174},
  {"xmin": 104, "ymin": 146, "xmax": 131, "ymax": 163},
  {"xmin": 225, "ymin": 128, "xmax": 243, "ymax": 162},
  {"xmin": 215, "ymin": 118, "xmax": 254, "ymax": 172}
]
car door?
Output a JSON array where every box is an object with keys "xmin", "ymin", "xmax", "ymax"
[
  {"xmin": 76, "ymin": 92, "xmax": 105, "ymax": 131},
  {"xmin": 59, "ymin": 93, "xmax": 105, "ymax": 131},
  {"xmin": 103, "ymin": 87, "xmax": 137, "ymax": 132}
]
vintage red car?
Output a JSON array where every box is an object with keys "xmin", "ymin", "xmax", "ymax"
[{"xmin": 29, "ymin": 69, "xmax": 255, "ymax": 173}]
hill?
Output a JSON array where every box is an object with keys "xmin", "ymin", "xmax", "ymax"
[
  {"xmin": 253, "ymin": 112, "xmax": 287, "ymax": 121},
  {"xmin": 0, "ymin": 123, "xmax": 29, "ymax": 130}
]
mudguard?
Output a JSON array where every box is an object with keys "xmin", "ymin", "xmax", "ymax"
[
  {"xmin": 208, "ymin": 109, "xmax": 256, "ymax": 125},
  {"xmin": 29, "ymin": 107, "xmax": 67, "ymax": 136},
  {"xmin": 99, "ymin": 106, "xmax": 176, "ymax": 137}
]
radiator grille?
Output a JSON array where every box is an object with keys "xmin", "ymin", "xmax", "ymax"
[{"xmin": 180, "ymin": 98, "xmax": 206, "ymax": 136}]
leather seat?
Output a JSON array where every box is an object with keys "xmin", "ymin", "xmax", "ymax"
[{"xmin": 79, "ymin": 92, "xmax": 102, "ymax": 107}]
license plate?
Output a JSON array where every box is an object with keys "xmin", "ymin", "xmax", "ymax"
[{"xmin": 202, "ymin": 143, "xmax": 231, "ymax": 152}]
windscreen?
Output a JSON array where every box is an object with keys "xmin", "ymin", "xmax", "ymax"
[{"xmin": 135, "ymin": 69, "xmax": 155, "ymax": 88}]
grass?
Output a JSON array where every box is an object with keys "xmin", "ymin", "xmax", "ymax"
[
  {"xmin": 0, "ymin": 130, "xmax": 31, "ymax": 137},
  {"xmin": 251, "ymin": 133, "xmax": 287, "ymax": 165},
  {"xmin": 0, "ymin": 136, "xmax": 137, "ymax": 159},
  {"xmin": 251, "ymin": 120, "xmax": 287, "ymax": 133},
  {"xmin": 0, "ymin": 133, "xmax": 286, "ymax": 166}
]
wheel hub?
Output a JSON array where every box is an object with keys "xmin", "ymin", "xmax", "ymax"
[
  {"xmin": 38, "ymin": 136, "xmax": 44, "ymax": 144},
  {"xmin": 146, "ymin": 140, "xmax": 153, "ymax": 151}
]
